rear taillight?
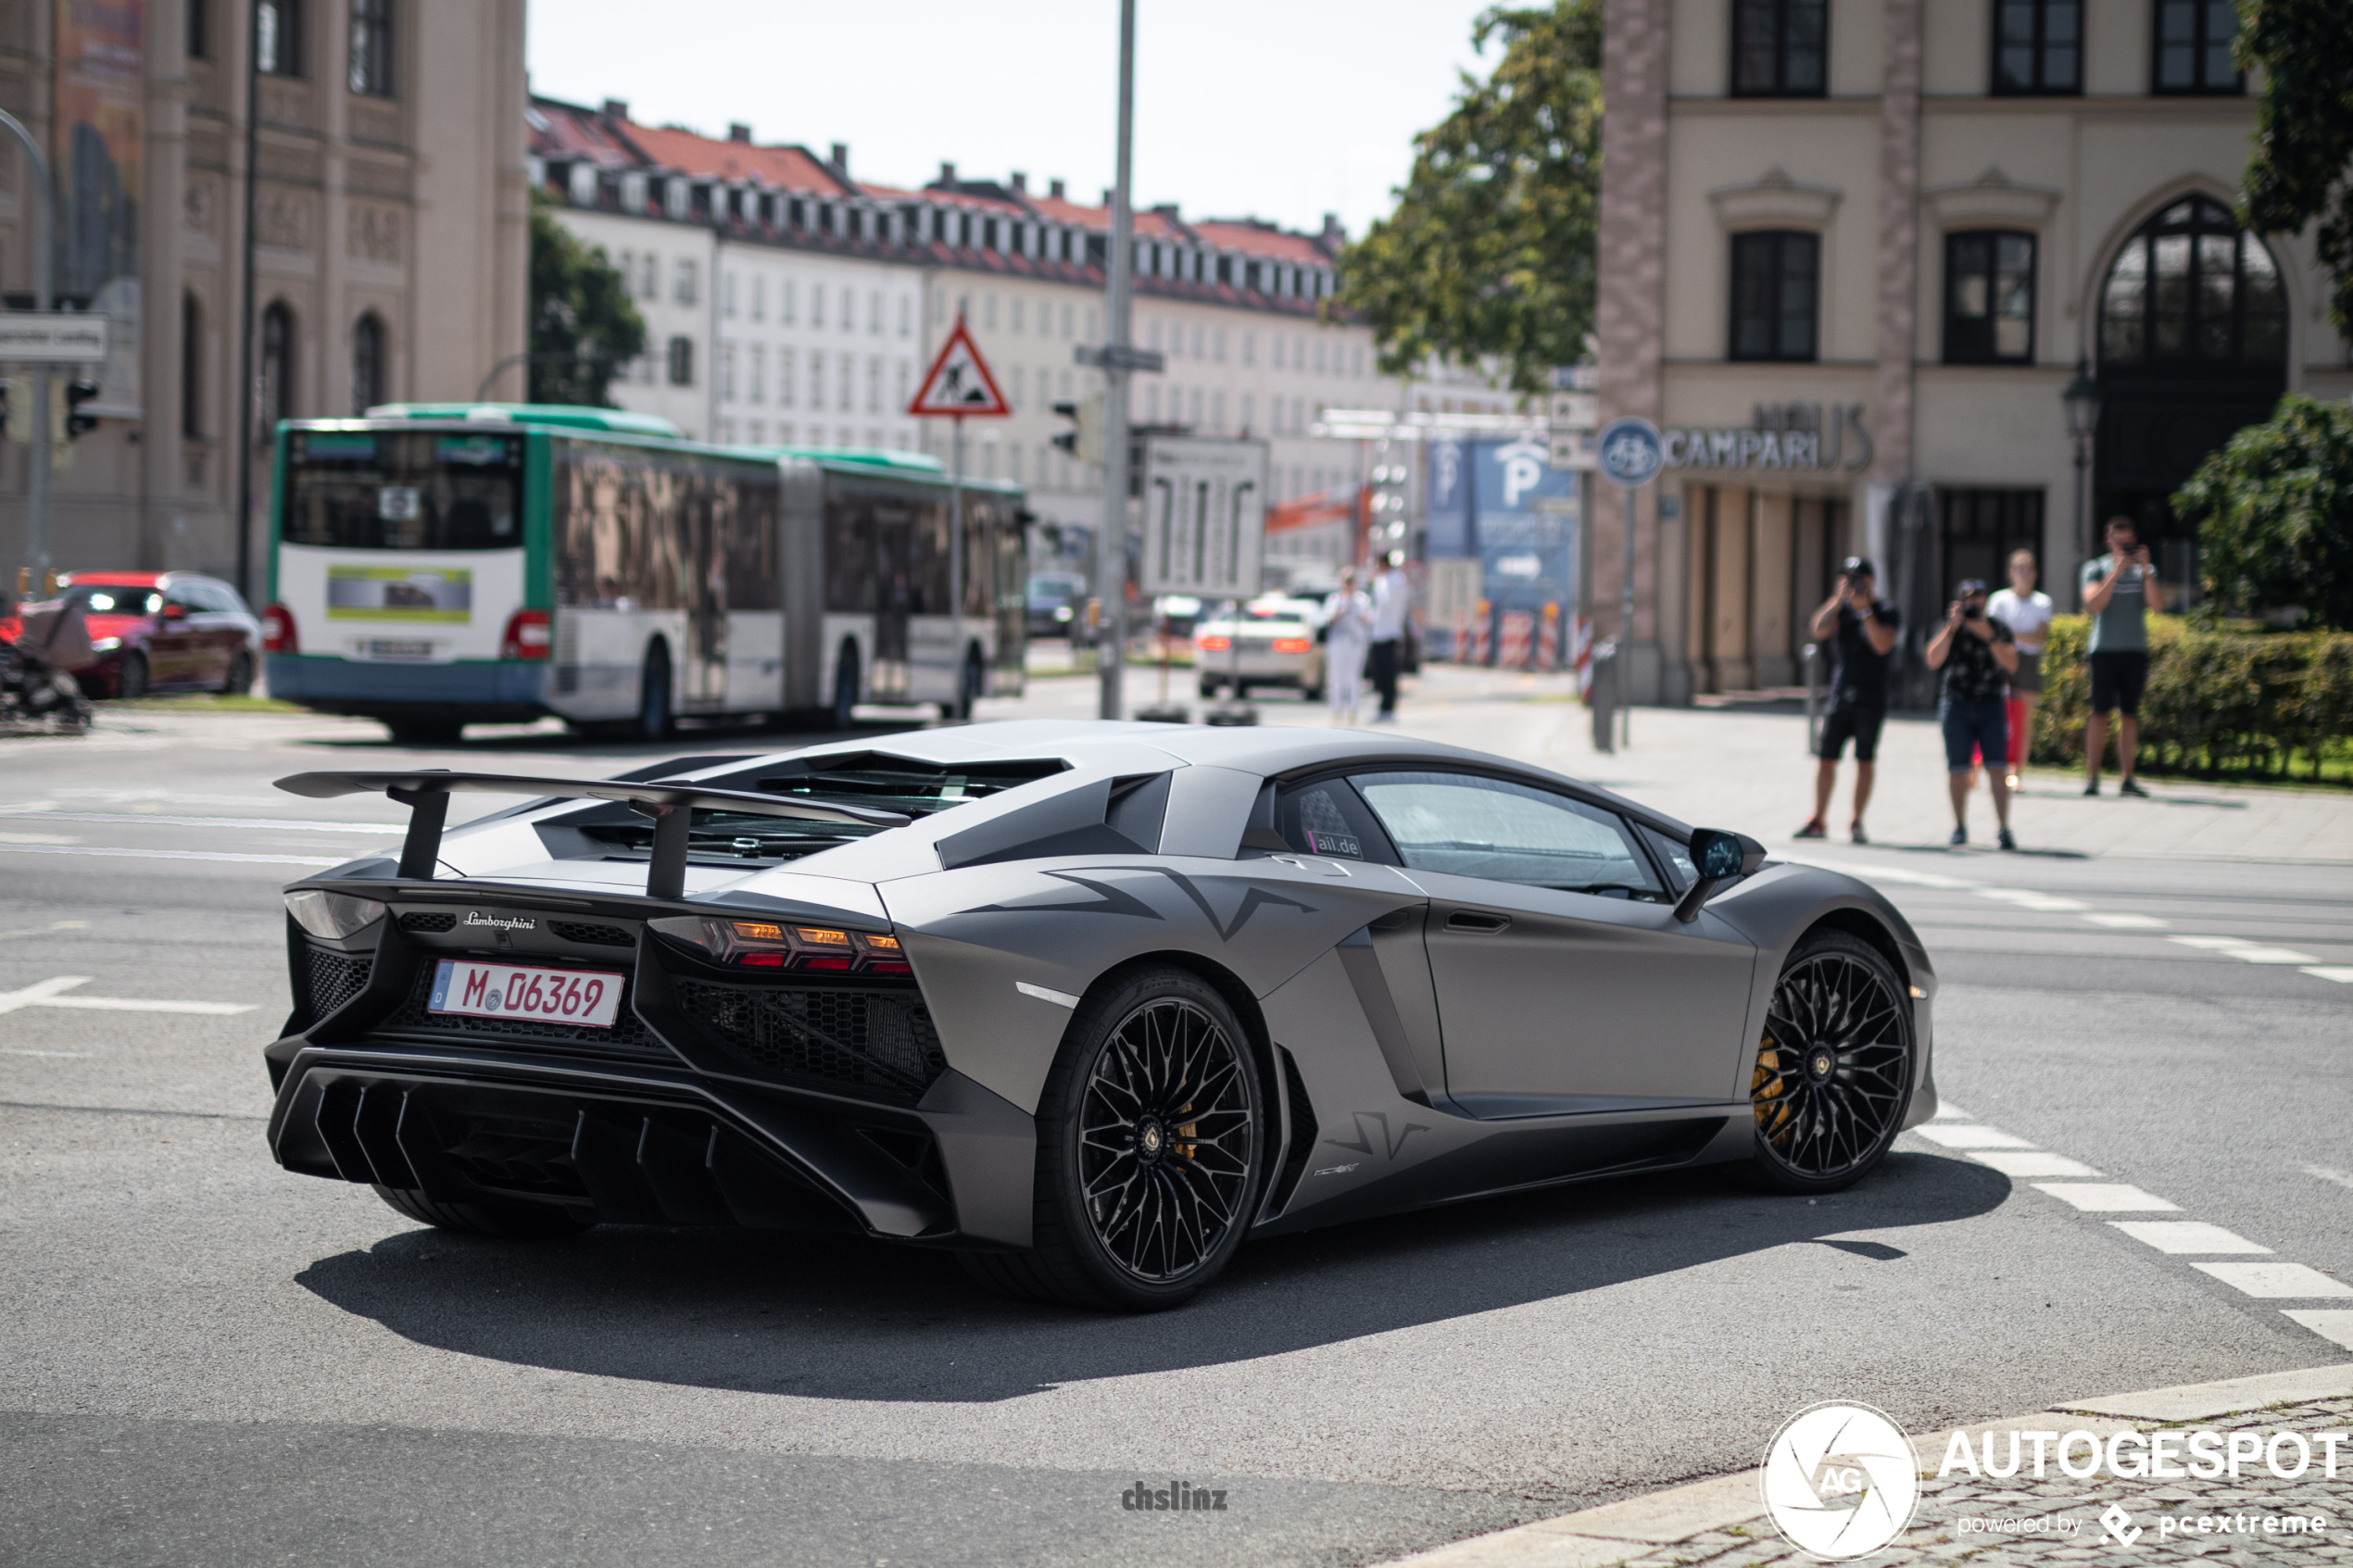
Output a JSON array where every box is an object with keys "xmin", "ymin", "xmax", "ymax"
[
  {"xmin": 1272, "ymin": 637, "xmax": 1312, "ymax": 654},
  {"xmin": 1197, "ymin": 634, "xmax": 1231, "ymax": 652},
  {"xmin": 262, "ymin": 603, "xmax": 298, "ymax": 653},
  {"xmin": 501, "ymin": 608, "xmax": 553, "ymax": 661},
  {"xmin": 648, "ymin": 916, "xmax": 911, "ymax": 972}
]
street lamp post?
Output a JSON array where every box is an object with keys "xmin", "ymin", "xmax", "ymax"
[
  {"xmin": 2062, "ymin": 357, "xmax": 2100, "ymax": 608},
  {"xmin": 1094, "ymin": 0, "xmax": 1139, "ymax": 721}
]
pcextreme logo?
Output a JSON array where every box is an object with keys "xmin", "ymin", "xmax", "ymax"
[{"xmin": 1760, "ymin": 1401, "xmax": 1920, "ymax": 1560}]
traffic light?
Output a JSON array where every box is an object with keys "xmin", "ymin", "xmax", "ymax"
[
  {"xmin": 1050, "ymin": 392, "xmax": 1104, "ymax": 466},
  {"xmin": 62, "ymin": 379, "xmax": 99, "ymax": 440}
]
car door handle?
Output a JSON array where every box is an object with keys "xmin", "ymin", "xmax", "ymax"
[{"xmin": 1445, "ymin": 910, "xmax": 1512, "ymax": 934}]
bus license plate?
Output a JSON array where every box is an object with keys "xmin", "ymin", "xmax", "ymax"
[
  {"xmin": 428, "ymin": 960, "xmax": 623, "ymax": 1029},
  {"xmin": 368, "ymin": 639, "xmax": 434, "ymax": 659}
]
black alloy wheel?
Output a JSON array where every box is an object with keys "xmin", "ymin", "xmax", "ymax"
[
  {"xmin": 115, "ymin": 650, "xmax": 149, "ymax": 700},
  {"xmin": 963, "ymin": 965, "xmax": 1265, "ymax": 1311},
  {"xmin": 1747, "ymin": 929, "xmax": 1914, "ymax": 1193}
]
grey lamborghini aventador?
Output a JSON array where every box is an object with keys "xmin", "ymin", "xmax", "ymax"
[{"xmin": 264, "ymin": 721, "xmax": 1938, "ymax": 1311}]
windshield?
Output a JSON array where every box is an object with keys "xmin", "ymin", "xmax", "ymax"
[
  {"xmin": 282, "ymin": 429, "xmax": 524, "ymax": 550},
  {"xmin": 1027, "ymin": 574, "xmax": 1085, "ymax": 606},
  {"xmin": 574, "ymin": 757, "xmax": 1068, "ymax": 867},
  {"xmin": 59, "ymin": 584, "xmax": 160, "ymax": 616}
]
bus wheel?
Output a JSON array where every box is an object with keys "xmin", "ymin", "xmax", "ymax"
[
  {"xmin": 952, "ymin": 648, "xmax": 985, "ymax": 721},
  {"xmin": 830, "ymin": 645, "xmax": 859, "ymax": 729},
  {"xmin": 635, "ymin": 642, "xmax": 673, "ymax": 740},
  {"xmin": 385, "ymin": 716, "xmax": 463, "ymax": 746}
]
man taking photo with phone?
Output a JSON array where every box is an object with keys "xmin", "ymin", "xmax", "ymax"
[
  {"xmin": 1797, "ymin": 557, "xmax": 1899, "ymax": 843},
  {"xmin": 2081, "ymin": 516, "xmax": 2163, "ymax": 797}
]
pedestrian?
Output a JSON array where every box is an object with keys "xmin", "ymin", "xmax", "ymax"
[
  {"xmin": 1926, "ymin": 578, "xmax": 2020, "ymax": 847},
  {"xmin": 2081, "ymin": 517, "xmax": 2161, "ymax": 797},
  {"xmin": 1796, "ymin": 557, "xmax": 1899, "ymax": 843},
  {"xmin": 1987, "ymin": 547, "xmax": 2053, "ymax": 792},
  {"xmin": 1322, "ymin": 567, "xmax": 1373, "ymax": 725},
  {"xmin": 1367, "ymin": 551, "xmax": 1408, "ymax": 723}
]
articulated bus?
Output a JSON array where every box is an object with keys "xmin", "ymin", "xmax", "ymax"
[{"xmin": 263, "ymin": 404, "xmax": 1026, "ymax": 745}]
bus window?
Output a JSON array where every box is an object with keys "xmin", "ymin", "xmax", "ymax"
[
  {"xmin": 283, "ymin": 431, "xmax": 522, "ymax": 550},
  {"xmin": 824, "ymin": 493, "xmax": 876, "ymax": 613},
  {"xmin": 552, "ymin": 442, "xmax": 775, "ymax": 612}
]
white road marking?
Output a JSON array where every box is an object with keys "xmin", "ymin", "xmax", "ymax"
[
  {"xmin": 2032, "ymin": 1183, "xmax": 2182, "ymax": 1212},
  {"xmin": 2284, "ymin": 1311, "xmax": 2353, "ymax": 1351},
  {"xmin": 0, "ymin": 1047, "xmax": 93, "ymax": 1059},
  {"xmin": 0, "ymin": 920, "xmax": 88, "ymax": 943},
  {"xmin": 2082, "ymin": 912, "xmax": 2169, "ymax": 929},
  {"xmin": 1774, "ymin": 856, "xmax": 1979, "ymax": 889},
  {"xmin": 2306, "ymin": 1165, "xmax": 2353, "ymax": 1190},
  {"xmin": 2300, "ymin": 966, "xmax": 2353, "ymax": 984},
  {"xmin": 2189, "ymin": 1261, "xmax": 2353, "ymax": 1299},
  {"xmin": 0, "ymin": 976, "xmax": 258, "ymax": 1017},
  {"xmin": 1970, "ymin": 1151, "xmax": 2104, "ymax": 1178},
  {"xmin": 2, "ymin": 811, "xmax": 402, "ymax": 834},
  {"xmin": 0, "ymin": 843, "xmax": 341, "ymax": 867},
  {"xmin": 2169, "ymin": 935, "xmax": 2322, "ymax": 964},
  {"xmin": 1913, "ymin": 1124, "xmax": 2034, "ymax": 1149},
  {"xmin": 0, "ymin": 831, "xmax": 77, "ymax": 845},
  {"xmin": 1975, "ymin": 887, "xmax": 2091, "ymax": 912},
  {"xmin": 2108, "ymin": 1221, "xmax": 2272, "ymax": 1255}
]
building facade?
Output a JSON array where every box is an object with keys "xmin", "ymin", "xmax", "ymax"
[
  {"xmin": 527, "ymin": 102, "xmax": 1380, "ymax": 553},
  {"xmin": 0, "ymin": 0, "xmax": 529, "ymax": 594},
  {"xmin": 1596, "ymin": 0, "xmax": 2353, "ymax": 704}
]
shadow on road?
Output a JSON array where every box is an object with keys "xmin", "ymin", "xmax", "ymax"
[{"xmin": 296, "ymin": 1150, "xmax": 2008, "ymax": 1403}]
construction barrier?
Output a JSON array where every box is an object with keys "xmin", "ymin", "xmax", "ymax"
[
  {"xmin": 1538, "ymin": 603, "xmax": 1561, "ymax": 670},
  {"xmin": 1500, "ymin": 610, "xmax": 1533, "ymax": 669}
]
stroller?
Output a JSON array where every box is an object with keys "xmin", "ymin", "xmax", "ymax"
[{"xmin": 2, "ymin": 590, "xmax": 96, "ymax": 734}]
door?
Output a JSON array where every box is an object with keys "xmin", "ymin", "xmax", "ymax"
[
  {"xmin": 869, "ymin": 504, "xmax": 914, "ymax": 702},
  {"xmin": 1346, "ymin": 769, "xmax": 1758, "ymax": 1116},
  {"xmin": 148, "ymin": 584, "xmax": 208, "ymax": 687},
  {"xmin": 681, "ymin": 492, "xmax": 728, "ymax": 710},
  {"xmin": 189, "ymin": 581, "xmax": 249, "ymax": 685}
]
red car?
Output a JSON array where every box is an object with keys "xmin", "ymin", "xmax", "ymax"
[{"xmin": 3, "ymin": 571, "xmax": 264, "ymax": 698}]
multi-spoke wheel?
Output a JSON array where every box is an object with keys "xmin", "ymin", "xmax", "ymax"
[
  {"xmin": 1747, "ymin": 930, "xmax": 1914, "ymax": 1193},
  {"xmin": 963, "ymin": 965, "xmax": 1265, "ymax": 1311}
]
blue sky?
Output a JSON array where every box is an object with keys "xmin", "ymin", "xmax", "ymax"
[{"xmin": 528, "ymin": 0, "xmax": 1499, "ymax": 238}]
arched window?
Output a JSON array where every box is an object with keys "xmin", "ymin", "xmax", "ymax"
[
  {"xmin": 350, "ymin": 310, "xmax": 384, "ymax": 415},
  {"xmin": 180, "ymin": 292, "xmax": 203, "ymax": 438},
  {"xmin": 2099, "ymin": 196, "xmax": 2284, "ymax": 369},
  {"xmin": 259, "ymin": 300, "xmax": 296, "ymax": 434}
]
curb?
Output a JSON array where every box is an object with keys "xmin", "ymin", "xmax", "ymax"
[{"xmin": 1378, "ymin": 1364, "xmax": 2353, "ymax": 1568}]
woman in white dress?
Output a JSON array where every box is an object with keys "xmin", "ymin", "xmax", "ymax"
[
  {"xmin": 1987, "ymin": 547, "xmax": 2055, "ymax": 791},
  {"xmin": 1322, "ymin": 567, "xmax": 1373, "ymax": 725}
]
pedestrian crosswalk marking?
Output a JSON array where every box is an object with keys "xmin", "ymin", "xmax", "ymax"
[
  {"xmin": 2190, "ymin": 1261, "xmax": 2353, "ymax": 1299},
  {"xmin": 2108, "ymin": 1221, "xmax": 2271, "ymax": 1255},
  {"xmin": 2032, "ymin": 1183, "xmax": 2180, "ymax": 1212},
  {"xmin": 0, "ymin": 975, "xmax": 258, "ymax": 1017}
]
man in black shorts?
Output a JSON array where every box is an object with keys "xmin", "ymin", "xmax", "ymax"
[
  {"xmin": 2080, "ymin": 516, "xmax": 2161, "ymax": 797},
  {"xmin": 1798, "ymin": 557, "xmax": 1900, "ymax": 843}
]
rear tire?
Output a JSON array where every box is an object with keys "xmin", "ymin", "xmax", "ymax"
[
  {"xmin": 951, "ymin": 647, "xmax": 985, "ymax": 721},
  {"xmin": 220, "ymin": 650, "xmax": 255, "ymax": 696},
  {"xmin": 1197, "ymin": 676, "xmax": 1219, "ymax": 699},
  {"xmin": 115, "ymin": 651, "xmax": 149, "ymax": 700},
  {"xmin": 964, "ymin": 964, "xmax": 1265, "ymax": 1311},
  {"xmin": 635, "ymin": 641, "xmax": 673, "ymax": 741},
  {"xmin": 371, "ymin": 1183, "xmax": 592, "ymax": 1239},
  {"xmin": 1742, "ymin": 929, "xmax": 1915, "ymax": 1195}
]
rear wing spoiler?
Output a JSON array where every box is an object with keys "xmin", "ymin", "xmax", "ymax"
[{"xmin": 275, "ymin": 769, "xmax": 910, "ymax": 900}]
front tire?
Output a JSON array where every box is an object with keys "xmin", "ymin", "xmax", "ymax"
[
  {"xmin": 115, "ymin": 651, "xmax": 149, "ymax": 700},
  {"xmin": 220, "ymin": 650, "xmax": 256, "ymax": 696},
  {"xmin": 951, "ymin": 647, "xmax": 985, "ymax": 721},
  {"xmin": 829, "ymin": 643, "xmax": 860, "ymax": 729},
  {"xmin": 372, "ymin": 1183, "xmax": 591, "ymax": 1239},
  {"xmin": 1745, "ymin": 929, "xmax": 1915, "ymax": 1194},
  {"xmin": 965, "ymin": 965, "xmax": 1265, "ymax": 1311}
]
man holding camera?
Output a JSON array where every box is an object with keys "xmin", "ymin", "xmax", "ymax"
[
  {"xmin": 2080, "ymin": 516, "xmax": 2162, "ymax": 797},
  {"xmin": 1797, "ymin": 557, "xmax": 1899, "ymax": 843},
  {"xmin": 1925, "ymin": 578, "xmax": 2020, "ymax": 848}
]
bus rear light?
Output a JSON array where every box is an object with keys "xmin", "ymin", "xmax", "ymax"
[
  {"xmin": 501, "ymin": 608, "xmax": 553, "ymax": 660},
  {"xmin": 262, "ymin": 603, "xmax": 298, "ymax": 653}
]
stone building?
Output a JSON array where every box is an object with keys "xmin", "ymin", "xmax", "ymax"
[
  {"xmin": 1595, "ymin": 0, "xmax": 2353, "ymax": 704},
  {"xmin": 0, "ymin": 0, "xmax": 528, "ymax": 596}
]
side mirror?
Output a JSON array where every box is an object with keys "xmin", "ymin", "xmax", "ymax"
[{"xmin": 1674, "ymin": 828, "xmax": 1768, "ymax": 923}]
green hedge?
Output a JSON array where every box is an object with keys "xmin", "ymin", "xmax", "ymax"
[{"xmin": 2032, "ymin": 615, "xmax": 2353, "ymax": 783}]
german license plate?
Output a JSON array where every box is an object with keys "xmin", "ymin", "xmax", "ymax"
[
  {"xmin": 368, "ymin": 639, "xmax": 434, "ymax": 659},
  {"xmin": 428, "ymin": 960, "xmax": 623, "ymax": 1028}
]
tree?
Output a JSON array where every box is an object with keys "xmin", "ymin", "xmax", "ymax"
[
  {"xmin": 527, "ymin": 193, "xmax": 646, "ymax": 407},
  {"xmin": 2174, "ymin": 394, "xmax": 2353, "ymax": 631},
  {"xmin": 2236, "ymin": 0, "xmax": 2353, "ymax": 336},
  {"xmin": 1334, "ymin": 2, "xmax": 1602, "ymax": 397}
]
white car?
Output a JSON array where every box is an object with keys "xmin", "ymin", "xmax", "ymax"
[{"xmin": 1194, "ymin": 596, "xmax": 1327, "ymax": 700}]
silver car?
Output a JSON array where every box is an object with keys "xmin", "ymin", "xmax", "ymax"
[
  {"xmin": 263, "ymin": 721, "xmax": 1938, "ymax": 1311},
  {"xmin": 1193, "ymin": 596, "xmax": 1327, "ymax": 701}
]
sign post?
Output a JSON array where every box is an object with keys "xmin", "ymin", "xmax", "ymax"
[
  {"xmin": 0, "ymin": 108, "xmax": 57, "ymax": 600},
  {"xmin": 906, "ymin": 313, "xmax": 1012, "ymax": 713},
  {"xmin": 1139, "ymin": 436, "xmax": 1267, "ymax": 722},
  {"xmin": 1595, "ymin": 416, "xmax": 1664, "ymax": 750}
]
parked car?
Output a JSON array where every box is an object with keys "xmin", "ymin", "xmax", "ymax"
[
  {"xmin": 1025, "ymin": 571, "xmax": 1090, "ymax": 644},
  {"xmin": 1195, "ymin": 596, "xmax": 1327, "ymax": 700},
  {"xmin": 44, "ymin": 571, "xmax": 262, "ymax": 698}
]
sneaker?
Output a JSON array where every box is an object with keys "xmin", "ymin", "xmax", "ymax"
[
  {"xmin": 1997, "ymin": 827, "xmax": 2017, "ymax": 851},
  {"xmin": 1948, "ymin": 826, "xmax": 1968, "ymax": 847},
  {"xmin": 2082, "ymin": 779, "xmax": 2101, "ymax": 797},
  {"xmin": 1849, "ymin": 822, "xmax": 1869, "ymax": 845},
  {"xmin": 2119, "ymin": 778, "xmax": 2149, "ymax": 798},
  {"xmin": 1793, "ymin": 819, "xmax": 1827, "ymax": 840}
]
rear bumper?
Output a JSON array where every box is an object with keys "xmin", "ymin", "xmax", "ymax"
[
  {"xmin": 265, "ymin": 895, "xmax": 1037, "ymax": 1245},
  {"xmin": 266, "ymin": 653, "xmax": 550, "ymax": 721}
]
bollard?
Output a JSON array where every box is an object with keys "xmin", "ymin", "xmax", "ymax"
[{"xmin": 1590, "ymin": 639, "xmax": 1617, "ymax": 755}]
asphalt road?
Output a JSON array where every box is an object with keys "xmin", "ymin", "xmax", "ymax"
[{"xmin": 3, "ymin": 694, "xmax": 2348, "ymax": 1567}]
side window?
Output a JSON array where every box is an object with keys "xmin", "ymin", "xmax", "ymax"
[
  {"xmin": 1274, "ymin": 778, "xmax": 1394, "ymax": 863},
  {"xmin": 1639, "ymin": 824, "xmax": 1699, "ymax": 892},
  {"xmin": 1352, "ymin": 771, "xmax": 1663, "ymax": 899}
]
